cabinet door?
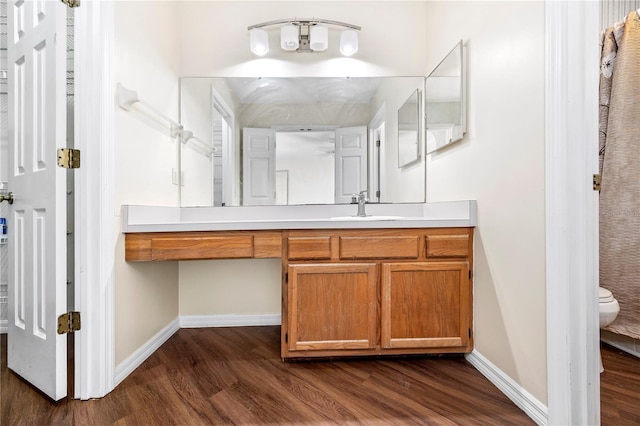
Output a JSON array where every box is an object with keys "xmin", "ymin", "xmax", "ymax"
[
  {"xmin": 288, "ymin": 263, "xmax": 377, "ymax": 352},
  {"xmin": 381, "ymin": 262, "xmax": 470, "ymax": 350}
]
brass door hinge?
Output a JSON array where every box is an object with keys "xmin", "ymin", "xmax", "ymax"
[
  {"xmin": 593, "ymin": 174, "xmax": 601, "ymax": 191},
  {"xmin": 57, "ymin": 311, "xmax": 81, "ymax": 334},
  {"xmin": 57, "ymin": 148, "xmax": 81, "ymax": 169},
  {"xmin": 61, "ymin": 0, "xmax": 81, "ymax": 8}
]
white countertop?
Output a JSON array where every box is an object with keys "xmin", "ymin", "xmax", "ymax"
[{"xmin": 121, "ymin": 201, "xmax": 477, "ymax": 233}]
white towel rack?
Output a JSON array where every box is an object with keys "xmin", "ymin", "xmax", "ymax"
[
  {"xmin": 116, "ymin": 83, "xmax": 215, "ymax": 159},
  {"xmin": 116, "ymin": 83, "xmax": 183, "ymax": 138},
  {"xmin": 181, "ymin": 130, "xmax": 215, "ymax": 158}
]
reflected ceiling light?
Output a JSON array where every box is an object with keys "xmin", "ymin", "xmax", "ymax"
[
  {"xmin": 339, "ymin": 30, "xmax": 358, "ymax": 56},
  {"xmin": 249, "ymin": 28, "xmax": 269, "ymax": 56},
  {"xmin": 280, "ymin": 24, "xmax": 299, "ymax": 51},
  {"xmin": 248, "ymin": 18, "xmax": 360, "ymax": 56},
  {"xmin": 310, "ymin": 25, "xmax": 328, "ymax": 51}
]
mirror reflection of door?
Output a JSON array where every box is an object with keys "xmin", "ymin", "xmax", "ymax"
[
  {"xmin": 242, "ymin": 127, "xmax": 367, "ymax": 206},
  {"xmin": 242, "ymin": 128, "xmax": 276, "ymax": 205},
  {"xmin": 334, "ymin": 126, "xmax": 367, "ymax": 204}
]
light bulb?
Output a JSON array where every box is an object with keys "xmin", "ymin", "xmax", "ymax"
[
  {"xmin": 310, "ymin": 25, "xmax": 328, "ymax": 52},
  {"xmin": 280, "ymin": 24, "xmax": 299, "ymax": 51},
  {"xmin": 250, "ymin": 28, "xmax": 269, "ymax": 56},
  {"xmin": 340, "ymin": 30, "xmax": 358, "ymax": 56}
]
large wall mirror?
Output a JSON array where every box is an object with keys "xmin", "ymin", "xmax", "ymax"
[
  {"xmin": 425, "ymin": 40, "xmax": 466, "ymax": 154},
  {"xmin": 180, "ymin": 77, "xmax": 425, "ymax": 207}
]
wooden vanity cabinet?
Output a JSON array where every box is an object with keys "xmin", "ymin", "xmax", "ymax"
[
  {"xmin": 123, "ymin": 227, "xmax": 474, "ymax": 359},
  {"xmin": 282, "ymin": 228, "xmax": 473, "ymax": 359}
]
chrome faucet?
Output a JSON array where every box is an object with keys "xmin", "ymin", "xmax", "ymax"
[{"xmin": 356, "ymin": 190, "xmax": 368, "ymax": 217}]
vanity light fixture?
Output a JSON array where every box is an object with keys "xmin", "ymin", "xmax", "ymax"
[{"xmin": 248, "ymin": 18, "xmax": 360, "ymax": 55}]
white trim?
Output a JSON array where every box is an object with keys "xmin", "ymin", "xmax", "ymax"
[
  {"xmin": 210, "ymin": 86, "xmax": 236, "ymax": 207},
  {"xmin": 180, "ymin": 313, "xmax": 281, "ymax": 328},
  {"xmin": 601, "ymin": 338, "xmax": 640, "ymax": 359},
  {"xmin": 113, "ymin": 318, "xmax": 180, "ymax": 388},
  {"xmin": 466, "ymin": 350, "xmax": 548, "ymax": 426},
  {"xmin": 73, "ymin": 0, "xmax": 116, "ymax": 400},
  {"xmin": 601, "ymin": 330, "xmax": 640, "ymax": 358},
  {"xmin": 545, "ymin": 1, "xmax": 600, "ymax": 425},
  {"xmin": 0, "ymin": 320, "xmax": 7, "ymax": 334},
  {"xmin": 368, "ymin": 103, "xmax": 385, "ymax": 203}
]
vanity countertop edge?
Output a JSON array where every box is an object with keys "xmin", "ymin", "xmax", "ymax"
[{"xmin": 121, "ymin": 201, "xmax": 477, "ymax": 233}]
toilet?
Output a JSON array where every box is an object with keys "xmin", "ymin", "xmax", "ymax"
[{"xmin": 599, "ymin": 286, "xmax": 620, "ymax": 372}]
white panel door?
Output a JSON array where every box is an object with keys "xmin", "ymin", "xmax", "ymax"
[
  {"xmin": 335, "ymin": 126, "xmax": 367, "ymax": 204},
  {"xmin": 242, "ymin": 128, "xmax": 276, "ymax": 205},
  {"xmin": 7, "ymin": 0, "xmax": 68, "ymax": 401}
]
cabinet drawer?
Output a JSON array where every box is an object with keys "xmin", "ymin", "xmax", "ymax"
[
  {"xmin": 339, "ymin": 236, "xmax": 419, "ymax": 259},
  {"xmin": 287, "ymin": 236, "xmax": 332, "ymax": 260},
  {"xmin": 151, "ymin": 236, "xmax": 253, "ymax": 260},
  {"xmin": 426, "ymin": 235, "xmax": 469, "ymax": 258}
]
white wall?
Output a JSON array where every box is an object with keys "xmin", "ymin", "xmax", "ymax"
[
  {"xmin": 180, "ymin": 1, "xmax": 428, "ymax": 77},
  {"xmin": 424, "ymin": 1, "xmax": 547, "ymax": 404},
  {"xmin": 114, "ymin": 0, "xmax": 181, "ymax": 366},
  {"xmin": 179, "ymin": 259, "xmax": 281, "ymax": 317},
  {"xmin": 177, "ymin": 1, "xmax": 428, "ymax": 320}
]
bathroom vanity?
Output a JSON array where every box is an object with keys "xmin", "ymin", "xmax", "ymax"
[
  {"xmin": 281, "ymin": 227, "xmax": 472, "ymax": 358},
  {"xmin": 122, "ymin": 201, "xmax": 476, "ymax": 359}
]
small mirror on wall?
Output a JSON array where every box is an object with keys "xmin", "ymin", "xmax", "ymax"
[
  {"xmin": 398, "ymin": 89, "xmax": 420, "ymax": 167},
  {"xmin": 425, "ymin": 40, "xmax": 466, "ymax": 154}
]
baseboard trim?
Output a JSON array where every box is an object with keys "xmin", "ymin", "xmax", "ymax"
[
  {"xmin": 601, "ymin": 331, "xmax": 640, "ymax": 358},
  {"xmin": 113, "ymin": 318, "xmax": 180, "ymax": 388},
  {"xmin": 0, "ymin": 320, "xmax": 6, "ymax": 334},
  {"xmin": 180, "ymin": 313, "xmax": 281, "ymax": 328},
  {"xmin": 466, "ymin": 350, "xmax": 548, "ymax": 426},
  {"xmin": 603, "ymin": 340, "xmax": 640, "ymax": 358}
]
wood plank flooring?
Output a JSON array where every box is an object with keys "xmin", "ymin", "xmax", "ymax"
[
  {"xmin": 600, "ymin": 342, "xmax": 640, "ymax": 425},
  {"xmin": 0, "ymin": 327, "xmax": 637, "ymax": 425}
]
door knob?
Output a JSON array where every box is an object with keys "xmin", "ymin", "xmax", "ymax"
[{"xmin": 0, "ymin": 192, "xmax": 13, "ymax": 204}]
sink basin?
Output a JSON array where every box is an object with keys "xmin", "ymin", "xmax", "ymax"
[{"xmin": 330, "ymin": 215, "xmax": 405, "ymax": 221}]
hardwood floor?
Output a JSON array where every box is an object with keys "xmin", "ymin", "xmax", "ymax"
[
  {"xmin": 601, "ymin": 343, "xmax": 640, "ymax": 426},
  {"xmin": 1, "ymin": 328, "xmax": 636, "ymax": 425}
]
